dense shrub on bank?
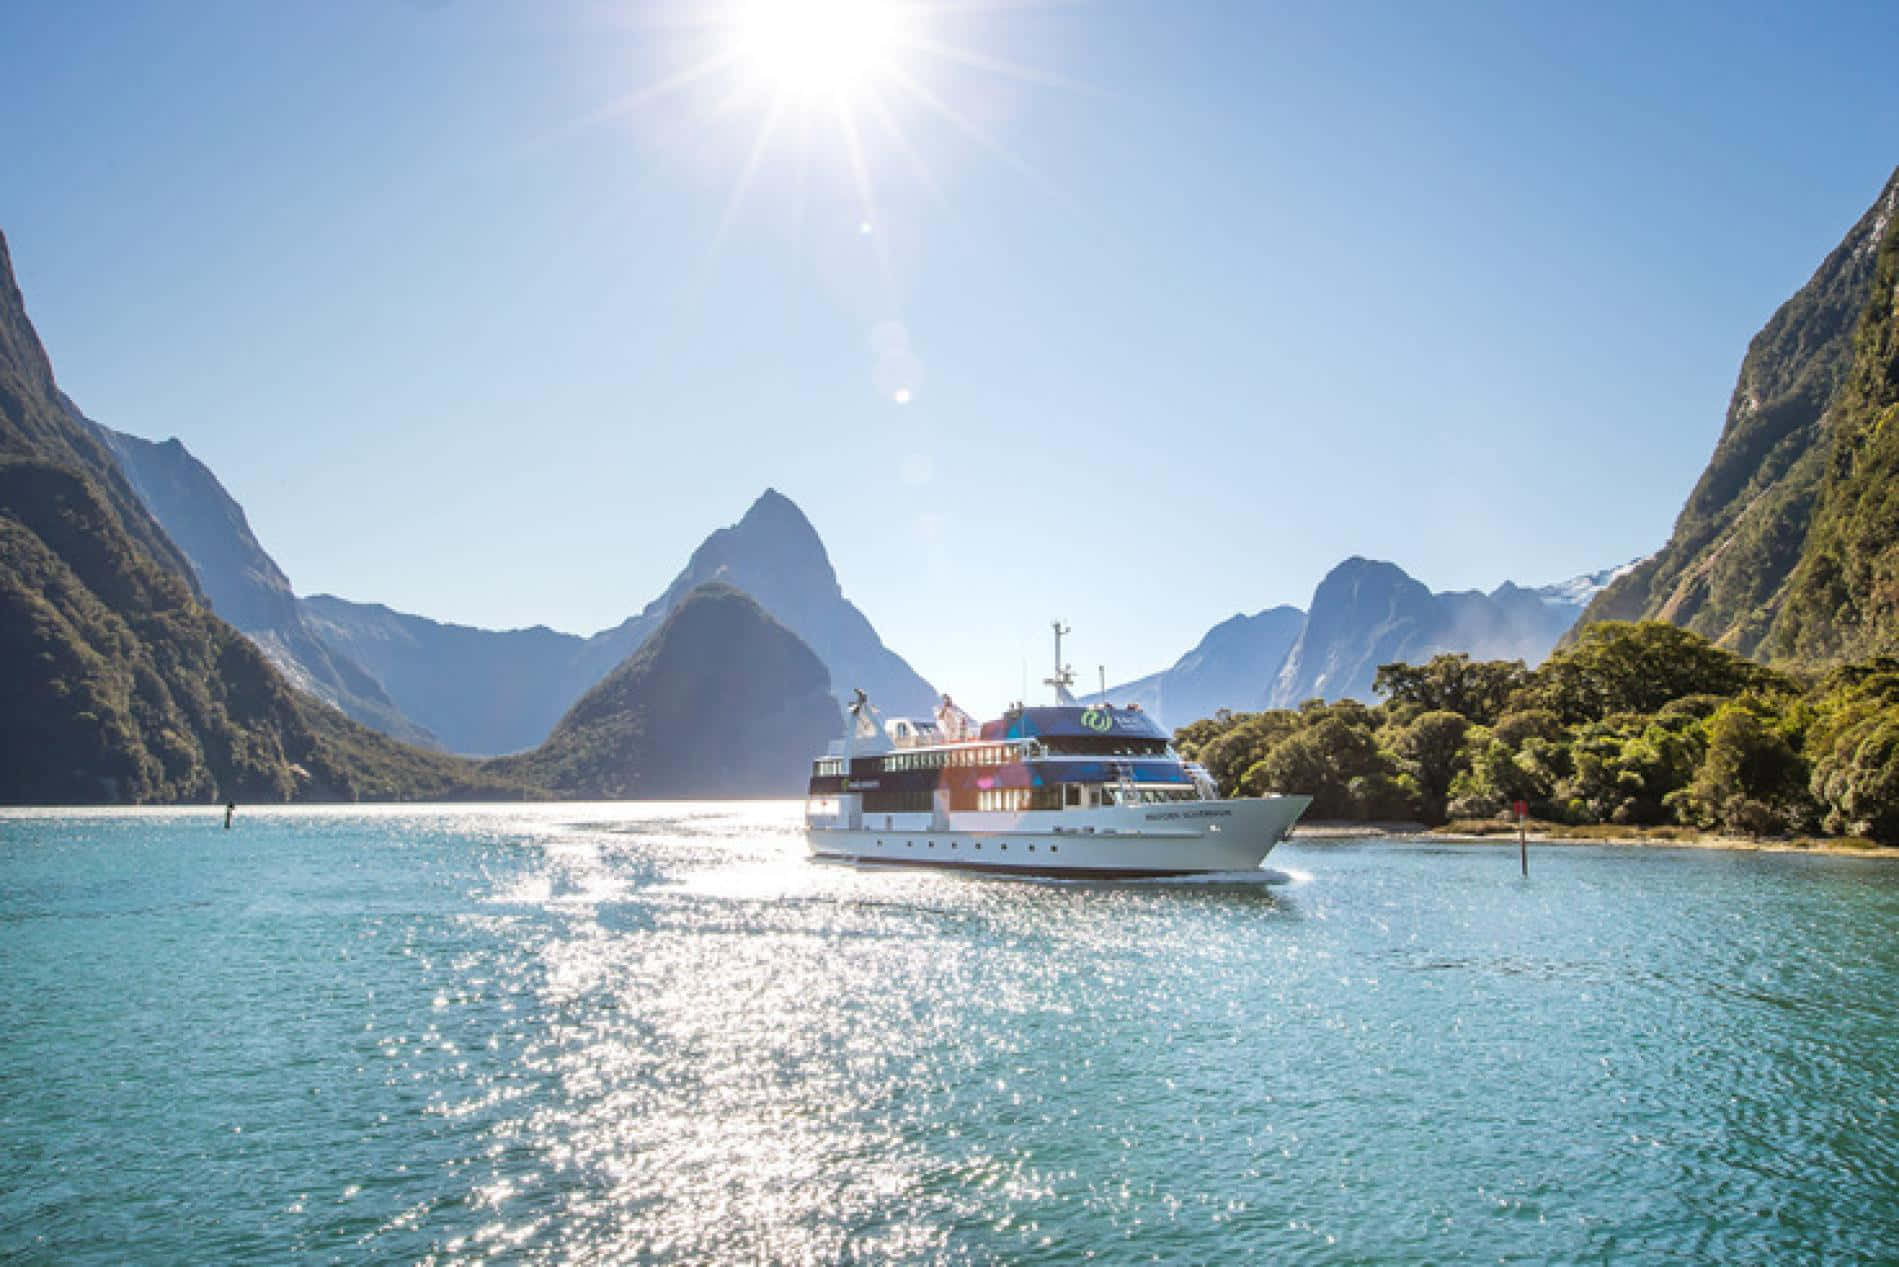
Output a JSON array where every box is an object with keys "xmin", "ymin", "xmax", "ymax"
[{"xmin": 1172, "ymin": 622, "xmax": 1899, "ymax": 843}]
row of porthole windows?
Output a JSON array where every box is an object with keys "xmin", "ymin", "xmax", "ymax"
[{"xmin": 874, "ymin": 839, "xmax": 1057, "ymax": 854}]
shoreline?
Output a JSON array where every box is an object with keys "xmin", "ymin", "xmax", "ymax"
[{"xmin": 1289, "ymin": 821, "xmax": 1899, "ymax": 860}]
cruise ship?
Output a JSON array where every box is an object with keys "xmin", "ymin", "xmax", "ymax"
[{"xmin": 804, "ymin": 625, "xmax": 1311, "ymax": 877}]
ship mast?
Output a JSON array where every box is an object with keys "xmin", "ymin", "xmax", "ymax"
[{"xmin": 1043, "ymin": 620, "xmax": 1077, "ymax": 706}]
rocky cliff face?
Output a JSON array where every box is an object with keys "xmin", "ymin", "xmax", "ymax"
[
  {"xmin": 1574, "ymin": 167, "xmax": 1899, "ymax": 657},
  {"xmin": 305, "ymin": 489, "xmax": 934, "ymax": 755},
  {"xmin": 0, "ymin": 265, "xmax": 197, "ymax": 591},
  {"xmin": 87, "ymin": 422, "xmax": 438, "ymax": 747},
  {"xmin": 490, "ymin": 583, "xmax": 838, "ymax": 799},
  {"xmin": 1765, "ymin": 189, "xmax": 1899, "ymax": 662},
  {"xmin": 0, "ymin": 230, "xmax": 520, "ymax": 803}
]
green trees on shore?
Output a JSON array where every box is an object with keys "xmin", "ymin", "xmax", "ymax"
[{"xmin": 1174, "ymin": 622, "xmax": 1899, "ymax": 843}]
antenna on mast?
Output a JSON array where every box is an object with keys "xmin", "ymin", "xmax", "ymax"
[
  {"xmin": 1099, "ymin": 665, "xmax": 1107, "ymax": 699},
  {"xmin": 1043, "ymin": 621, "xmax": 1077, "ymax": 705}
]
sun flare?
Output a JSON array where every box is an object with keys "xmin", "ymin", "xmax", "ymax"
[
  {"xmin": 593, "ymin": 0, "xmax": 1071, "ymax": 298},
  {"xmin": 734, "ymin": 0, "xmax": 907, "ymax": 104}
]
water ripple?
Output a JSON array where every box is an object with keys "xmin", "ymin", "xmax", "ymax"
[{"xmin": 5, "ymin": 806, "xmax": 1899, "ymax": 1262}]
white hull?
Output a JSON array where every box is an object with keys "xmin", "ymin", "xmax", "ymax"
[{"xmin": 806, "ymin": 795, "xmax": 1311, "ymax": 877}]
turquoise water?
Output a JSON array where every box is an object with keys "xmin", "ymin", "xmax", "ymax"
[{"xmin": 4, "ymin": 806, "xmax": 1899, "ymax": 1264}]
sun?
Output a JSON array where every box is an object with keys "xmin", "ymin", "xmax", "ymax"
[
  {"xmin": 588, "ymin": 0, "xmax": 1072, "ymax": 265},
  {"xmin": 733, "ymin": 0, "xmax": 907, "ymax": 104}
]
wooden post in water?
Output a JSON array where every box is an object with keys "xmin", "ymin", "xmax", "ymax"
[{"xmin": 1514, "ymin": 799, "xmax": 1528, "ymax": 876}]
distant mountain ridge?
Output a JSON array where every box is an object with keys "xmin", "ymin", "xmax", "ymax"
[
  {"xmin": 1082, "ymin": 606, "xmax": 1305, "ymax": 727},
  {"xmin": 1532, "ymin": 560, "xmax": 1643, "ymax": 610},
  {"xmin": 1573, "ymin": 166, "xmax": 1899, "ymax": 659},
  {"xmin": 1265, "ymin": 558, "xmax": 1597, "ymax": 708},
  {"xmin": 1092, "ymin": 557, "xmax": 1621, "ymax": 727},
  {"xmin": 303, "ymin": 489, "xmax": 935, "ymax": 754},
  {"xmin": 75, "ymin": 381, "xmax": 932, "ymax": 755}
]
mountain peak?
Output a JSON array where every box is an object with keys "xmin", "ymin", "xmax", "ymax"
[
  {"xmin": 738, "ymin": 486, "xmax": 818, "ymax": 532},
  {"xmin": 498, "ymin": 578, "xmax": 837, "ymax": 798},
  {"xmin": 667, "ymin": 489, "xmax": 838, "ymax": 607},
  {"xmin": 1313, "ymin": 557, "xmax": 1431, "ymax": 601}
]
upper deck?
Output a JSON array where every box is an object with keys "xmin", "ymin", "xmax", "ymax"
[
  {"xmin": 814, "ymin": 704, "xmax": 1171, "ymax": 773},
  {"xmin": 809, "ymin": 704, "xmax": 1202, "ymax": 813},
  {"xmin": 978, "ymin": 705, "xmax": 1170, "ymax": 745}
]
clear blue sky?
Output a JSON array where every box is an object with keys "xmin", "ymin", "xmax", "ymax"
[{"xmin": 3, "ymin": 0, "xmax": 1895, "ymax": 715}]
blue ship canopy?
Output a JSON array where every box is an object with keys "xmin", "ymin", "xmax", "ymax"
[
  {"xmin": 980, "ymin": 706, "xmax": 1170, "ymax": 743},
  {"xmin": 1025, "ymin": 760, "xmax": 1190, "ymax": 786}
]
